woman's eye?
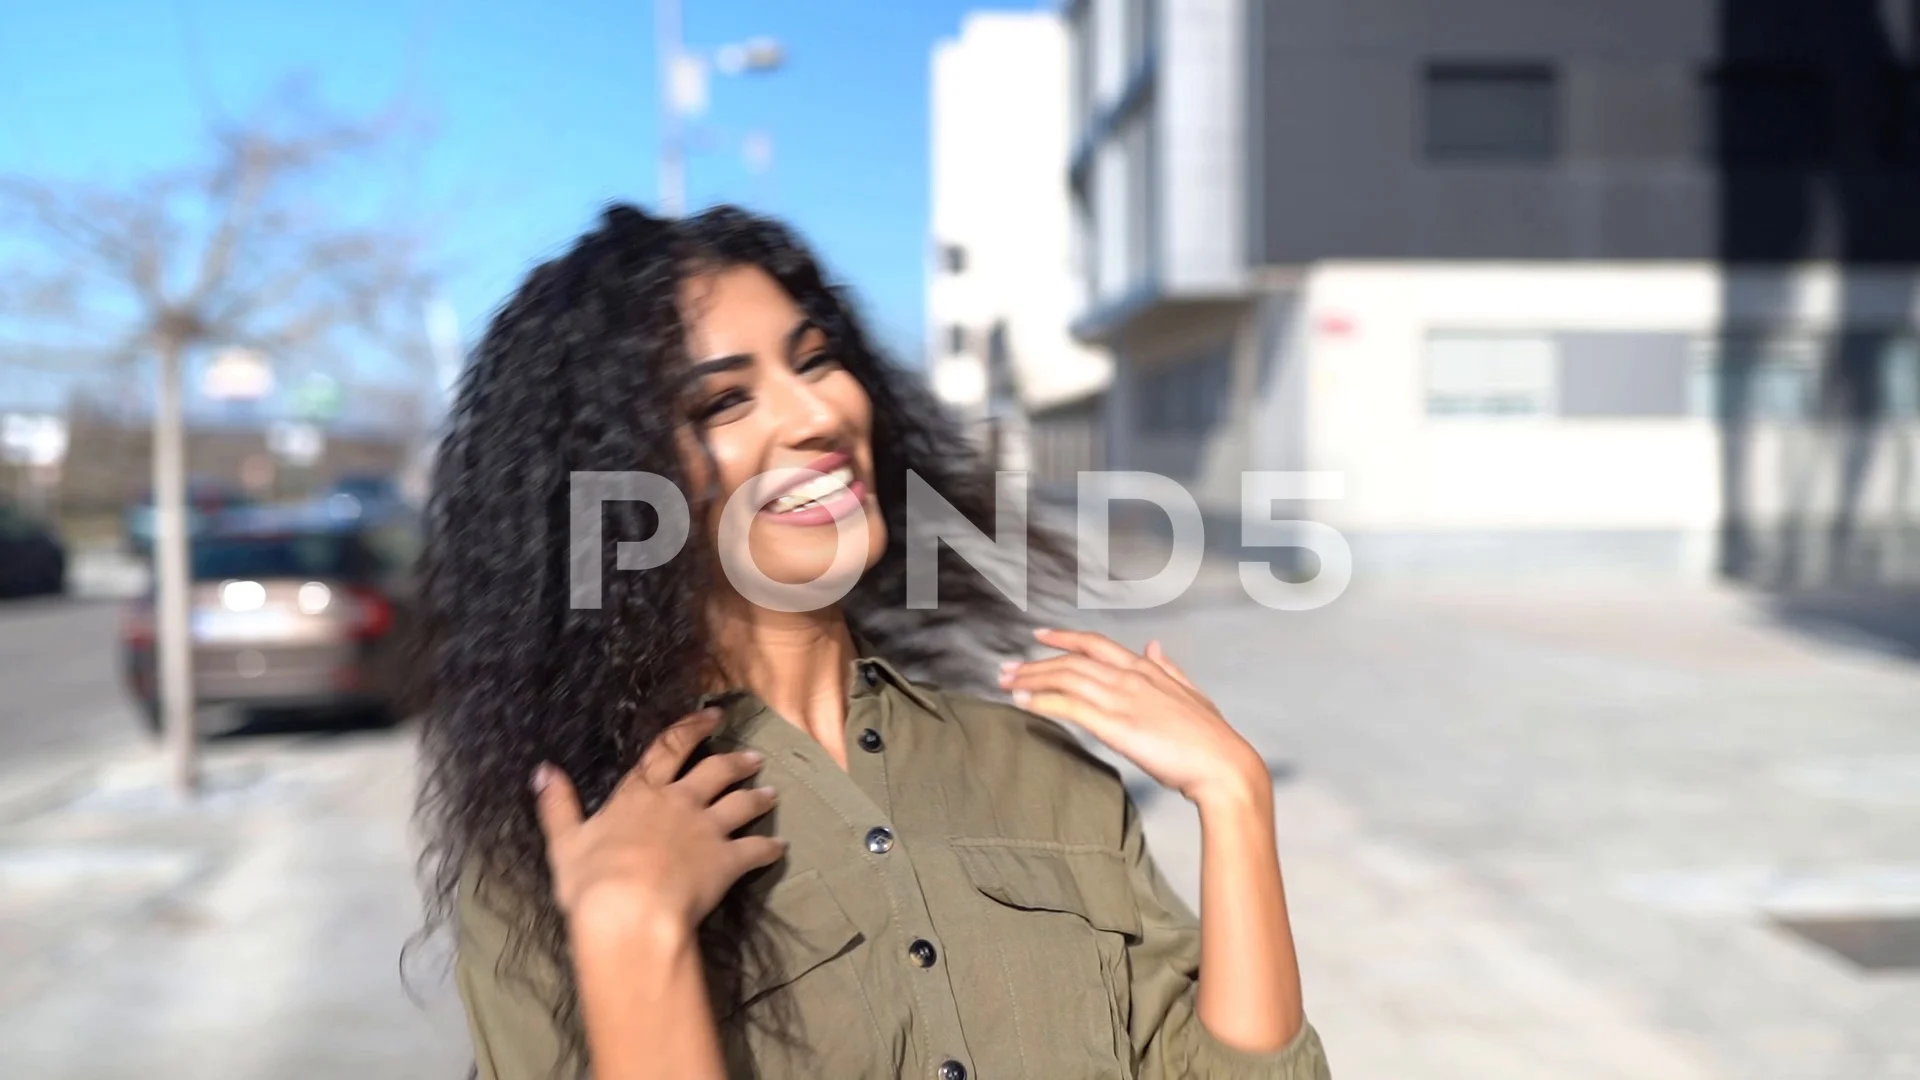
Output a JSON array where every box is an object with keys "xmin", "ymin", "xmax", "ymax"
[
  {"xmin": 693, "ymin": 389, "xmax": 749, "ymax": 422},
  {"xmin": 798, "ymin": 351, "xmax": 841, "ymax": 374}
]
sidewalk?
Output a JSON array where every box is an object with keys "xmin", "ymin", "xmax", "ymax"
[
  {"xmin": 1098, "ymin": 578, "xmax": 1920, "ymax": 1080},
  {"xmin": 3, "ymin": 576, "xmax": 1915, "ymax": 1079},
  {"xmin": 1130, "ymin": 770, "xmax": 1727, "ymax": 1080},
  {"xmin": 0, "ymin": 731, "xmax": 471, "ymax": 1079},
  {"xmin": 7, "ymin": 725, "xmax": 1675, "ymax": 1080}
]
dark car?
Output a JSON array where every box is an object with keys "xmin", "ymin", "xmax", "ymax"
[
  {"xmin": 0, "ymin": 498, "xmax": 66, "ymax": 598},
  {"xmin": 315, "ymin": 473, "xmax": 412, "ymax": 524},
  {"xmin": 120, "ymin": 503, "xmax": 420, "ymax": 732},
  {"xmin": 123, "ymin": 479, "xmax": 257, "ymax": 557}
]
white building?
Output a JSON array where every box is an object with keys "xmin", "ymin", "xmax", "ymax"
[
  {"xmin": 1067, "ymin": 0, "xmax": 1920, "ymax": 584},
  {"xmin": 927, "ymin": 10, "xmax": 1111, "ymax": 480}
]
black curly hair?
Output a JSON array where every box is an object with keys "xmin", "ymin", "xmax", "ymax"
[{"xmin": 412, "ymin": 203, "xmax": 1075, "ymax": 1078}]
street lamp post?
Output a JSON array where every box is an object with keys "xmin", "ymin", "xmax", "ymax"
[
  {"xmin": 655, "ymin": 0, "xmax": 784, "ymax": 216},
  {"xmin": 656, "ymin": 0, "xmax": 685, "ymax": 216}
]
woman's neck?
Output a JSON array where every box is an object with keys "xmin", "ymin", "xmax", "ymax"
[{"xmin": 707, "ymin": 604, "xmax": 857, "ymax": 767}]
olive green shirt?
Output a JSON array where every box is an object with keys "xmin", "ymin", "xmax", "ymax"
[{"xmin": 454, "ymin": 653, "xmax": 1331, "ymax": 1080}]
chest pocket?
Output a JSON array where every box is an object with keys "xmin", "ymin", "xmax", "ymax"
[
  {"xmin": 719, "ymin": 868, "xmax": 862, "ymax": 1022},
  {"xmin": 717, "ymin": 868, "xmax": 881, "ymax": 1080},
  {"xmin": 952, "ymin": 841, "xmax": 1142, "ymax": 1079}
]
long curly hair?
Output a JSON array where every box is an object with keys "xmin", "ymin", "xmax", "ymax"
[{"xmin": 412, "ymin": 203, "xmax": 1075, "ymax": 1078}]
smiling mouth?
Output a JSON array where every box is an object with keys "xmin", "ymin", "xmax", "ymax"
[{"xmin": 767, "ymin": 464, "xmax": 857, "ymax": 514}]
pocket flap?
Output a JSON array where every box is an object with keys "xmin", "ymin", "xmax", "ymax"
[
  {"xmin": 727, "ymin": 869, "xmax": 861, "ymax": 1017},
  {"xmin": 953, "ymin": 842, "xmax": 1143, "ymax": 940}
]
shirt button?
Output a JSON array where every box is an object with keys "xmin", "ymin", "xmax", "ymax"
[
  {"xmin": 908, "ymin": 938, "xmax": 937, "ymax": 968},
  {"xmin": 864, "ymin": 826, "xmax": 895, "ymax": 854},
  {"xmin": 857, "ymin": 728, "xmax": 884, "ymax": 753},
  {"xmin": 938, "ymin": 1061, "xmax": 967, "ymax": 1080},
  {"xmin": 860, "ymin": 662, "xmax": 881, "ymax": 688}
]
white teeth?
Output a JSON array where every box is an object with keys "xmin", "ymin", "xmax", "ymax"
[{"xmin": 771, "ymin": 467, "xmax": 854, "ymax": 512}]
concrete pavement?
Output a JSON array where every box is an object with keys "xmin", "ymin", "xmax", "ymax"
[
  {"xmin": 0, "ymin": 730, "xmax": 471, "ymax": 1079},
  {"xmin": 1096, "ymin": 578, "xmax": 1920, "ymax": 1080},
  {"xmin": 0, "ymin": 573, "xmax": 1915, "ymax": 1078}
]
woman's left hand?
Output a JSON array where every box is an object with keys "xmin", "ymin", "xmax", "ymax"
[{"xmin": 999, "ymin": 628, "xmax": 1268, "ymax": 807}]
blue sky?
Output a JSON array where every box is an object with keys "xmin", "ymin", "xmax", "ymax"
[{"xmin": 0, "ymin": 0, "xmax": 1047, "ymax": 407}]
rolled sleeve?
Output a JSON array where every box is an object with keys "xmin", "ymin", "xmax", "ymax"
[
  {"xmin": 1122, "ymin": 796, "xmax": 1332, "ymax": 1080},
  {"xmin": 1145, "ymin": 986, "xmax": 1331, "ymax": 1080}
]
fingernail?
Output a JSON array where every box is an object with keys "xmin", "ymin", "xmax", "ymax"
[
  {"xmin": 998, "ymin": 659, "xmax": 1019, "ymax": 673},
  {"xmin": 530, "ymin": 764, "xmax": 554, "ymax": 794},
  {"xmin": 741, "ymin": 749, "xmax": 764, "ymax": 765},
  {"xmin": 762, "ymin": 785, "xmax": 779, "ymax": 802},
  {"xmin": 1033, "ymin": 627, "xmax": 1053, "ymax": 638},
  {"xmin": 1011, "ymin": 689, "xmax": 1032, "ymax": 707}
]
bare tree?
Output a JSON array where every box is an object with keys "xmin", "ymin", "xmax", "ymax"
[{"xmin": 0, "ymin": 84, "xmax": 436, "ymax": 794}]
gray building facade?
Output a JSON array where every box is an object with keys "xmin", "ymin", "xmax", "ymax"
[{"xmin": 1068, "ymin": 0, "xmax": 1920, "ymax": 582}]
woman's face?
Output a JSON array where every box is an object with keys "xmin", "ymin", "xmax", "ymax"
[{"xmin": 676, "ymin": 264, "xmax": 886, "ymax": 598}]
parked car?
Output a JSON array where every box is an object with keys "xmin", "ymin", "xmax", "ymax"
[
  {"xmin": 316, "ymin": 473, "xmax": 410, "ymax": 522},
  {"xmin": 120, "ymin": 502, "xmax": 420, "ymax": 732},
  {"xmin": 123, "ymin": 479, "xmax": 257, "ymax": 557},
  {"xmin": 0, "ymin": 498, "xmax": 66, "ymax": 598}
]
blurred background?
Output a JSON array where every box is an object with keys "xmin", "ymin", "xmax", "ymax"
[{"xmin": 2, "ymin": 1, "xmax": 1919, "ymax": 1078}]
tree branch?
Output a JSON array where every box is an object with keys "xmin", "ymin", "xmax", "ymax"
[{"xmin": 0, "ymin": 83, "xmax": 437, "ymax": 397}]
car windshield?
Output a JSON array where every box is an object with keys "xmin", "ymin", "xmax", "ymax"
[
  {"xmin": 335, "ymin": 473, "xmax": 390, "ymax": 491},
  {"xmin": 191, "ymin": 533, "xmax": 377, "ymax": 582},
  {"xmin": 0, "ymin": 502, "xmax": 33, "ymax": 538}
]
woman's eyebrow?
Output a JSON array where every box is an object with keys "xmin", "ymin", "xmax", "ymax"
[
  {"xmin": 683, "ymin": 354, "xmax": 752, "ymax": 385},
  {"xmin": 680, "ymin": 318, "xmax": 820, "ymax": 388}
]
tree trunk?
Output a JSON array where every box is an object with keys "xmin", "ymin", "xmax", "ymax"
[{"xmin": 153, "ymin": 336, "xmax": 199, "ymax": 795}]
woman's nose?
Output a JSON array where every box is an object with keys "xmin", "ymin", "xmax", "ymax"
[{"xmin": 767, "ymin": 375, "xmax": 838, "ymax": 442}]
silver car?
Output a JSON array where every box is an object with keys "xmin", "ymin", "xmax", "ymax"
[{"xmin": 121, "ymin": 505, "xmax": 419, "ymax": 730}]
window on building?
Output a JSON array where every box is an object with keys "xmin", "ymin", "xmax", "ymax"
[
  {"xmin": 1685, "ymin": 332, "xmax": 1821, "ymax": 420},
  {"xmin": 1886, "ymin": 338, "xmax": 1920, "ymax": 418},
  {"xmin": 1095, "ymin": 142, "xmax": 1129, "ymax": 300},
  {"xmin": 983, "ymin": 321, "xmax": 1017, "ymax": 415},
  {"xmin": 1069, "ymin": 0, "xmax": 1095, "ymax": 142},
  {"xmin": 946, "ymin": 325, "xmax": 968, "ymax": 356},
  {"xmin": 1555, "ymin": 332, "xmax": 1691, "ymax": 417},
  {"xmin": 1892, "ymin": 68, "xmax": 1920, "ymax": 165},
  {"xmin": 1125, "ymin": 0, "xmax": 1158, "ymax": 70},
  {"xmin": 1425, "ymin": 334, "xmax": 1557, "ymax": 416},
  {"xmin": 1706, "ymin": 65, "xmax": 1833, "ymax": 166},
  {"xmin": 1424, "ymin": 63, "xmax": 1560, "ymax": 164},
  {"xmin": 1071, "ymin": 181, "xmax": 1098, "ymax": 305},
  {"xmin": 1687, "ymin": 331, "xmax": 1920, "ymax": 420},
  {"xmin": 940, "ymin": 244, "xmax": 967, "ymax": 274},
  {"xmin": 1122, "ymin": 115, "xmax": 1154, "ymax": 289},
  {"xmin": 1888, "ymin": 0, "xmax": 1920, "ymax": 59}
]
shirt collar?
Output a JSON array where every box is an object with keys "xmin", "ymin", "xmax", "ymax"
[
  {"xmin": 693, "ymin": 639, "xmax": 946, "ymax": 721},
  {"xmin": 855, "ymin": 652, "xmax": 945, "ymax": 717}
]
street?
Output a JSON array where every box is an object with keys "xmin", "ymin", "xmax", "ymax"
[
  {"xmin": 0, "ymin": 596, "xmax": 142, "ymax": 765},
  {"xmin": 0, "ymin": 589, "xmax": 473, "ymax": 1080},
  {"xmin": 0, "ymin": 577, "xmax": 1917, "ymax": 1078}
]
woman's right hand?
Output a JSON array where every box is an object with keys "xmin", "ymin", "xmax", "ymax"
[{"xmin": 532, "ymin": 707, "xmax": 786, "ymax": 944}]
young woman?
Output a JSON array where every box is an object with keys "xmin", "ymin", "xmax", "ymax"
[{"xmin": 416, "ymin": 204, "xmax": 1330, "ymax": 1080}]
